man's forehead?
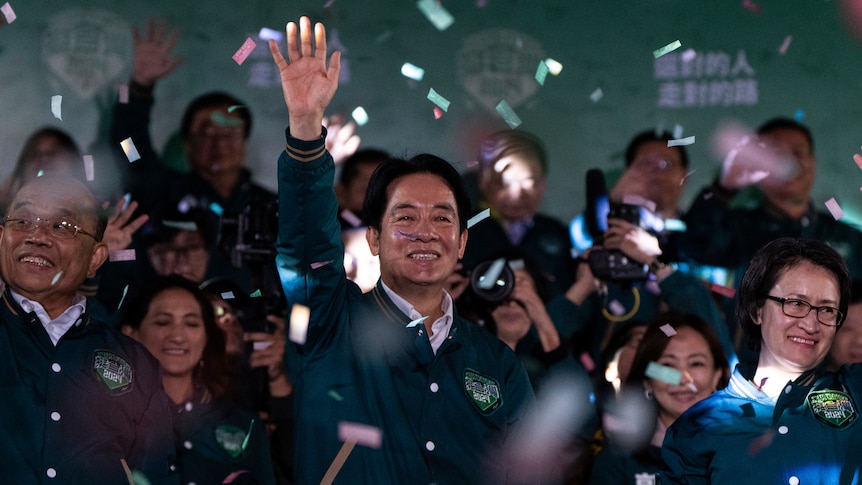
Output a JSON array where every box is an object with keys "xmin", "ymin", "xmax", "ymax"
[{"xmin": 11, "ymin": 178, "xmax": 96, "ymax": 216}]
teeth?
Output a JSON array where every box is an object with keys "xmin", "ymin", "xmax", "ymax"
[
  {"xmin": 20, "ymin": 256, "xmax": 52, "ymax": 267},
  {"xmin": 163, "ymin": 349, "xmax": 187, "ymax": 355},
  {"xmin": 410, "ymin": 254, "xmax": 438, "ymax": 260},
  {"xmin": 789, "ymin": 336, "xmax": 815, "ymax": 345}
]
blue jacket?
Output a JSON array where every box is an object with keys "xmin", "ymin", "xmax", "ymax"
[{"xmin": 276, "ymin": 131, "xmax": 534, "ymax": 484}]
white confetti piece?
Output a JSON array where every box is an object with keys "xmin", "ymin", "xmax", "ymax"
[
  {"xmin": 667, "ymin": 136, "xmax": 695, "ymax": 147},
  {"xmin": 1, "ymin": 2, "xmax": 16, "ymax": 23},
  {"xmin": 466, "ymin": 208, "xmax": 490, "ymax": 229},
  {"xmin": 83, "ymin": 155, "xmax": 94, "ymax": 181},
  {"xmin": 337, "ymin": 421, "xmax": 382, "ymax": 448},
  {"xmin": 118, "ymin": 84, "xmax": 129, "ymax": 104},
  {"xmin": 120, "ymin": 137, "xmax": 141, "ymax": 163},
  {"xmin": 544, "ymin": 58, "xmax": 563, "ymax": 76},
  {"xmin": 232, "ymin": 37, "xmax": 256, "ymax": 65},
  {"xmin": 659, "ymin": 324, "xmax": 677, "ymax": 337},
  {"xmin": 401, "ymin": 62, "xmax": 425, "ymax": 81},
  {"xmin": 589, "ymin": 88, "xmax": 603, "ymax": 103},
  {"xmin": 258, "ymin": 27, "xmax": 283, "ymax": 42},
  {"xmin": 406, "ymin": 316, "xmax": 428, "ymax": 328},
  {"xmin": 495, "ymin": 100, "xmax": 521, "ymax": 129},
  {"xmin": 477, "ymin": 258, "xmax": 506, "ymax": 290},
  {"xmin": 417, "ymin": 0, "xmax": 454, "ymax": 31},
  {"xmin": 680, "ymin": 48, "xmax": 696, "ymax": 62},
  {"xmin": 253, "ymin": 341, "xmax": 274, "ymax": 351},
  {"xmin": 108, "ymin": 249, "xmax": 136, "ymax": 262},
  {"xmin": 220, "ymin": 291, "xmax": 236, "ymax": 300},
  {"xmin": 51, "ymin": 95, "xmax": 62, "ymax": 120},
  {"xmin": 825, "ymin": 197, "xmax": 844, "ymax": 220},
  {"xmin": 351, "ymin": 106, "xmax": 369, "ymax": 126},
  {"xmin": 653, "ymin": 40, "xmax": 681, "ymax": 58},
  {"xmin": 779, "ymin": 35, "xmax": 792, "ymax": 55},
  {"xmin": 508, "ymin": 259, "xmax": 525, "ymax": 270},
  {"xmin": 289, "ymin": 304, "xmax": 310, "ymax": 344}
]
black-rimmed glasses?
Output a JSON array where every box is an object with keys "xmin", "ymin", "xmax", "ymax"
[{"xmin": 764, "ymin": 295, "xmax": 843, "ymax": 327}]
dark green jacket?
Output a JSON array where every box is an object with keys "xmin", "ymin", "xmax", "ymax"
[
  {"xmin": 276, "ymin": 132, "xmax": 534, "ymax": 484},
  {"xmin": 0, "ymin": 289, "xmax": 177, "ymax": 484}
]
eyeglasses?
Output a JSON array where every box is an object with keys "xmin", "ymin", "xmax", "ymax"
[
  {"xmin": 764, "ymin": 295, "xmax": 843, "ymax": 327},
  {"xmin": 3, "ymin": 216, "xmax": 98, "ymax": 240},
  {"xmin": 148, "ymin": 244, "xmax": 208, "ymax": 263}
]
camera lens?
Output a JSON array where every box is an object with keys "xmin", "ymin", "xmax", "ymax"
[{"xmin": 469, "ymin": 258, "xmax": 515, "ymax": 304}]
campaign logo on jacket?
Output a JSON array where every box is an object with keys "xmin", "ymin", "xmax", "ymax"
[
  {"xmin": 464, "ymin": 368, "xmax": 502, "ymax": 414},
  {"xmin": 215, "ymin": 424, "xmax": 249, "ymax": 459},
  {"xmin": 93, "ymin": 350, "xmax": 133, "ymax": 395},
  {"xmin": 808, "ymin": 390, "xmax": 856, "ymax": 428}
]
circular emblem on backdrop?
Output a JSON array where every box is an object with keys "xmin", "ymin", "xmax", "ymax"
[
  {"xmin": 456, "ymin": 28, "xmax": 545, "ymax": 112},
  {"xmin": 42, "ymin": 9, "xmax": 131, "ymax": 99}
]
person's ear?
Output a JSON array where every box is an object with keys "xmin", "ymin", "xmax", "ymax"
[
  {"xmin": 366, "ymin": 226, "xmax": 380, "ymax": 256},
  {"xmin": 87, "ymin": 242, "xmax": 110, "ymax": 278},
  {"xmin": 751, "ymin": 305, "xmax": 763, "ymax": 326},
  {"xmin": 120, "ymin": 324, "xmax": 136, "ymax": 338},
  {"xmin": 457, "ymin": 229, "xmax": 468, "ymax": 259}
]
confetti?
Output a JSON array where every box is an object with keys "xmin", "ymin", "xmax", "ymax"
[
  {"xmin": 120, "ymin": 137, "xmax": 141, "ymax": 163},
  {"xmin": 508, "ymin": 259, "xmax": 525, "ymax": 270},
  {"xmin": 131, "ymin": 470, "xmax": 151, "ymax": 485},
  {"xmin": 311, "ymin": 260, "xmax": 333, "ymax": 269},
  {"xmin": 258, "ymin": 27, "xmax": 283, "ymax": 42},
  {"xmin": 117, "ymin": 285, "xmax": 130, "ymax": 310},
  {"xmin": 477, "ymin": 258, "xmax": 506, "ymax": 290},
  {"xmin": 208, "ymin": 202, "xmax": 224, "ymax": 216},
  {"xmin": 250, "ymin": 289, "xmax": 262, "ymax": 298},
  {"xmin": 433, "ymin": 106, "xmax": 443, "ymax": 119},
  {"xmin": 223, "ymin": 471, "xmax": 250, "ymax": 484},
  {"xmin": 710, "ymin": 283, "xmax": 736, "ymax": 298},
  {"xmin": 338, "ymin": 421, "xmax": 382, "ymax": 448},
  {"xmin": 544, "ymin": 58, "xmax": 563, "ymax": 76},
  {"xmin": 742, "ymin": 0, "xmax": 762, "ymax": 13},
  {"xmin": 794, "ymin": 109, "xmax": 805, "ymax": 122},
  {"xmin": 495, "ymin": 100, "xmax": 522, "ymax": 129},
  {"xmin": 227, "ymin": 105, "xmax": 245, "ymax": 113},
  {"xmin": 108, "ymin": 249, "xmax": 136, "ymax": 262},
  {"xmin": 673, "ymin": 124, "xmax": 684, "ymax": 139},
  {"xmin": 667, "ymin": 136, "xmax": 695, "ymax": 147},
  {"xmin": 680, "ymin": 48, "xmax": 697, "ymax": 62},
  {"xmin": 1, "ymin": 2, "xmax": 15, "ymax": 23},
  {"xmin": 51, "ymin": 95, "xmax": 62, "ymax": 120},
  {"xmin": 664, "ymin": 218, "xmax": 687, "ymax": 232},
  {"xmin": 608, "ymin": 300, "xmax": 626, "ymax": 316},
  {"xmin": 118, "ymin": 84, "xmax": 129, "ymax": 104},
  {"xmin": 659, "ymin": 324, "xmax": 677, "ymax": 337},
  {"xmin": 579, "ymin": 352, "xmax": 596, "ymax": 373},
  {"xmin": 589, "ymin": 88, "xmax": 603, "ymax": 103},
  {"xmin": 779, "ymin": 35, "xmax": 792, "ymax": 55},
  {"xmin": 162, "ymin": 220, "xmax": 198, "ymax": 231},
  {"xmin": 417, "ymin": 0, "xmax": 454, "ymax": 31},
  {"xmin": 406, "ymin": 316, "xmax": 428, "ymax": 328},
  {"xmin": 328, "ymin": 389, "xmax": 344, "ymax": 401},
  {"xmin": 253, "ymin": 341, "xmax": 273, "ymax": 351},
  {"xmin": 232, "ymin": 37, "xmax": 256, "ymax": 65},
  {"xmin": 466, "ymin": 208, "xmax": 490, "ymax": 229},
  {"xmin": 427, "ymin": 88, "xmax": 450, "ymax": 112},
  {"xmin": 535, "ymin": 61, "xmax": 549, "ymax": 86},
  {"xmin": 351, "ymin": 107, "xmax": 369, "ymax": 126},
  {"xmin": 340, "ymin": 209, "xmax": 362, "ymax": 227},
  {"xmin": 653, "ymin": 40, "xmax": 681, "ymax": 58},
  {"xmin": 83, "ymin": 155, "xmax": 94, "ymax": 181},
  {"xmin": 122, "ymin": 193, "xmax": 132, "ymax": 211},
  {"xmin": 401, "ymin": 62, "xmax": 425, "ymax": 81},
  {"xmin": 51, "ymin": 271, "xmax": 63, "ymax": 286},
  {"xmin": 220, "ymin": 291, "xmax": 236, "ymax": 300},
  {"xmin": 289, "ymin": 304, "xmax": 310, "ymax": 344},
  {"xmin": 645, "ymin": 361, "xmax": 682, "ymax": 385},
  {"xmin": 825, "ymin": 197, "xmax": 844, "ymax": 220}
]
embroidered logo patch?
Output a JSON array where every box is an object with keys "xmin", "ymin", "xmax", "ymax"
[
  {"xmin": 215, "ymin": 424, "xmax": 248, "ymax": 459},
  {"xmin": 808, "ymin": 390, "xmax": 857, "ymax": 428},
  {"xmin": 93, "ymin": 350, "xmax": 133, "ymax": 395},
  {"xmin": 464, "ymin": 368, "xmax": 502, "ymax": 415}
]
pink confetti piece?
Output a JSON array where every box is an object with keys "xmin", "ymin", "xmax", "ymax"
[
  {"xmin": 778, "ymin": 35, "xmax": 792, "ymax": 55},
  {"xmin": 340, "ymin": 209, "xmax": 362, "ymax": 228},
  {"xmin": 466, "ymin": 160, "xmax": 480, "ymax": 168},
  {"xmin": 1, "ymin": 2, "xmax": 16, "ymax": 23},
  {"xmin": 825, "ymin": 197, "xmax": 844, "ymax": 220},
  {"xmin": 324, "ymin": 0, "xmax": 335, "ymax": 7},
  {"xmin": 853, "ymin": 152, "xmax": 862, "ymax": 170},
  {"xmin": 680, "ymin": 48, "xmax": 697, "ymax": 62},
  {"xmin": 659, "ymin": 324, "xmax": 677, "ymax": 337},
  {"xmin": 579, "ymin": 352, "xmax": 595, "ymax": 373},
  {"xmin": 223, "ymin": 470, "xmax": 250, "ymax": 484},
  {"xmin": 338, "ymin": 421, "xmax": 382, "ymax": 448},
  {"xmin": 289, "ymin": 304, "xmax": 310, "ymax": 344},
  {"xmin": 433, "ymin": 107, "xmax": 443, "ymax": 119},
  {"xmin": 608, "ymin": 300, "xmax": 626, "ymax": 316},
  {"xmin": 83, "ymin": 155, "xmax": 94, "ymax": 181},
  {"xmin": 253, "ymin": 341, "xmax": 274, "ymax": 351},
  {"xmin": 710, "ymin": 283, "xmax": 736, "ymax": 298},
  {"xmin": 687, "ymin": 382, "xmax": 698, "ymax": 392},
  {"xmin": 742, "ymin": 0, "xmax": 762, "ymax": 13},
  {"xmin": 232, "ymin": 37, "xmax": 257, "ymax": 65},
  {"xmin": 118, "ymin": 84, "xmax": 129, "ymax": 104},
  {"xmin": 311, "ymin": 260, "xmax": 333, "ymax": 269},
  {"xmin": 108, "ymin": 249, "xmax": 136, "ymax": 262}
]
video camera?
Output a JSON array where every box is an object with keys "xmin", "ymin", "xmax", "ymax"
[{"xmin": 584, "ymin": 168, "xmax": 659, "ymax": 283}]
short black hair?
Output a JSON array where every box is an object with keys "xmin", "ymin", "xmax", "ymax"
[
  {"xmin": 338, "ymin": 148, "xmax": 392, "ymax": 187},
  {"xmin": 361, "ymin": 154, "xmax": 472, "ymax": 233},
  {"xmin": 624, "ymin": 129, "xmax": 689, "ymax": 169},
  {"xmin": 180, "ymin": 92, "xmax": 252, "ymax": 140},
  {"xmin": 478, "ymin": 130, "xmax": 547, "ymax": 177},
  {"xmin": 737, "ymin": 238, "xmax": 850, "ymax": 352},
  {"xmin": 756, "ymin": 117, "xmax": 814, "ymax": 152},
  {"xmin": 141, "ymin": 206, "xmax": 216, "ymax": 250}
]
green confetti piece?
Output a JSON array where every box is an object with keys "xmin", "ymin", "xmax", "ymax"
[
  {"xmin": 250, "ymin": 289, "xmax": 262, "ymax": 298},
  {"xmin": 208, "ymin": 202, "xmax": 224, "ymax": 216},
  {"xmin": 162, "ymin": 220, "xmax": 198, "ymax": 231},
  {"xmin": 653, "ymin": 39, "xmax": 682, "ymax": 58},
  {"xmin": 328, "ymin": 389, "xmax": 344, "ymax": 401},
  {"xmin": 210, "ymin": 112, "xmax": 245, "ymax": 127},
  {"xmin": 495, "ymin": 100, "xmax": 522, "ymax": 129},
  {"xmin": 131, "ymin": 470, "xmax": 152, "ymax": 485},
  {"xmin": 227, "ymin": 105, "xmax": 244, "ymax": 113},
  {"xmin": 645, "ymin": 361, "xmax": 682, "ymax": 385},
  {"xmin": 535, "ymin": 60, "xmax": 549, "ymax": 86},
  {"xmin": 241, "ymin": 419, "xmax": 255, "ymax": 452},
  {"xmin": 51, "ymin": 271, "xmax": 63, "ymax": 286},
  {"xmin": 417, "ymin": 0, "xmax": 454, "ymax": 31},
  {"xmin": 427, "ymin": 88, "xmax": 450, "ymax": 112}
]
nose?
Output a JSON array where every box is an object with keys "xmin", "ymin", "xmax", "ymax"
[
  {"xmin": 24, "ymin": 221, "xmax": 54, "ymax": 245},
  {"xmin": 797, "ymin": 312, "xmax": 820, "ymax": 333}
]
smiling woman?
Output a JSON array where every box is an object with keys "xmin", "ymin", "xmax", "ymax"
[{"xmin": 662, "ymin": 238, "xmax": 862, "ymax": 484}]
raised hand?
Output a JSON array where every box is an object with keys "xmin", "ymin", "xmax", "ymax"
[
  {"xmin": 269, "ymin": 16, "xmax": 341, "ymax": 140},
  {"xmin": 102, "ymin": 198, "xmax": 149, "ymax": 252},
  {"xmin": 132, "ymin": 19, "xmax": 183, "ymax": 87},
  {"xmin": 323, "ymin": 115, "xmax": 361, "ymax": 165}
]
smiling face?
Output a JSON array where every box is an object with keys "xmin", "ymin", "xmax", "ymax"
[
  {"xmin": 645, "ymin": 326, "xmax": 723, "ymax": 425},
  {"xmin": 366, "ymin": 173, "xmax": 467, "ymax": 296},
  {"xmin": 757, "ymin": 261, "xmax": 839, "ymax": 374},
  {"xmin": 127, "ymin": 287, "xmax": 207, "ymax": 379},
  {"xmin": 0, "ymin": 176, "xmax": 108, "ymax": 318}
]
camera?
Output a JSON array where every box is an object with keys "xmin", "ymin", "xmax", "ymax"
[
  {"xmin": 218, "ymin": 196, "xmax": 280, "ymax": 269},
  {"xmin": 468, "ymin": 258, "xmax": 516, "ymax": 305}
]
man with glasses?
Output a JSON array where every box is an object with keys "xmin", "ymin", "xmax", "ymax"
[{"xmin": 0, "ymin": 175, "xmax": 176, "ymax": 483}]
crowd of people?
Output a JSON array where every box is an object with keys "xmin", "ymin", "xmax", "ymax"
[{"xmin": 4, "ymin": 13, "xmax": 862, "ymax": 485}]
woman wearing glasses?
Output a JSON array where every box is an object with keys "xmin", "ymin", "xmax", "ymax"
[{"xmin": 662, "ymin": 237, "xmax": 862, "ymax": 483}]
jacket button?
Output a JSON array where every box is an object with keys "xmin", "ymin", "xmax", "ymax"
[
  {"xmin": 50, "ymin": 412, "xmax": 61, "ymax": 422},
  {"xmin": 429, "ymin": 382, "xmax": 439, "ymax": 393},
  {"xmin": 778, "ymin": 425, "xmax": 788, "ymax": 435},
  {"xmin": 425, "ymin": 440, "xmax": 435, "ymax": 451},
  {"xmin": 46, "ymin": 468, "xmax": 57, "ymax": 478},
  {"xmin": 51, "ymin": 363, "xmax": 61, "ymax": 373}
]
